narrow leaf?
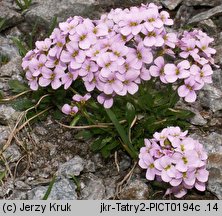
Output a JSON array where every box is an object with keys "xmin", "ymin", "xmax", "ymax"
[
  {"xmin": 42, "ymin": 175, "xmax": 56, "ymax": 200},
  {"xmin": 8, "ymin": 80, "xmax": 29, "ymax": 93},
  {"xmin": 125, "ymin": 102, "xmax": 136, "ymax": 125}
]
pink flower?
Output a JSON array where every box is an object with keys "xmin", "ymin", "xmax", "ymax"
[
  {"xmin": 179, "ymin": 38, "xmax": 198, "ymax": 59},
  {"xmin": 160, "ymin": 11, "xmax": 173, "ymax": 26},
  {"xmin": 49, "ymin": 29, "xmax": 66, "ymax": 58},
  {"xmin": 35, "ymin": 38, "xmax": 52, "ymax": 52},
  {"xmin": 173, "ymin": 151, "xmax": 201, "ymax": 172},
  {"xmin": 73, "ymin": 93, "xmax": 91, "ymax": 103},
  {"xmin": 92, "ymin": 22, "xmax": 109, "ymax": 37},
  {"xmin": 163, "ymin": 32, "xmax": 178, "ymax": 48},
  {"xmin": 116, "ymin": 69, "xmax": 139, "ymax": 95},
  {"xmin": 178, "ymin": 78, "xmax": 204, "ymax": 102},
  {"xmin": 97, "ymin": 53, "xmax": 118, "ymax": 77},
  {"xmin": 190, "ymin": 64, "xmax": 213, "ymax": 84},
  {"xmin": 97, "ymin": 93, "xmax": 114, "ymax": 109},
  {"xmin": 60, "ymin": 41, "xmax": 86, "ymax": 70},
  {"xmin": 101, "ymin": 72, "xmax": 123, "ymax": 95},
  {"xmin": 29, "ymin": 54, "xmax": 48, "ymax": 77},
  {"xmin": 154, "ymin": 156, "xmax": 176, "ymax": 182},
  {"xmin": 142, "ymin": 28, "xmax": 164, "ymax": 47},
  {"xmin": 83, "ymin": 72, "xmax": 103, "ymax": 92},
  {"xmin": 165, "ymin": 186, "xmax": 187, "ymax": 199},
  {"xmin": 164, "ymin": 60, "xmax": 190, "ymax": 83},
  {"xmin": 139, "ymin": 126, "xmax": 209, "ymax": 198},
  {"xmin": 128, "ymin": 42, "xmax": 153, "ymax": 69},
  {"xmin": 149, "ymin": 56, "xmax": 167, "ymax": 83},
  {"xmin": 39, "ymin": 68, "xmax": 64, "ymax": 89},
  {"xmin": 139, "ymin": 154, "xmax": 159, "ymax": 180},
  {"xmin": 62, "ymin": 69, "xmax": 79, "ymax": 89},
  {"xmin": 59, "ymin": 17, "xmax": 80, "ymax": 35},
  {"xmin": 62, "ymin": 104, "xmax": 78, "ymax": 115},
  {"xmin": 45, "ymin": 57, "xmax": 67, "ymax": 71},
  {"xmin": 196, "ymin": 38, "xmax": 216, "ymax": 58},
  {"xmin": 26, "ymin": 71, "xmax": 39, "ymax": 90},
  {"xmin": 119, "ymin": 16, "xmax": 143, "ymax": 36},
  {"xmin": 109, "ymin": 43, "xmax": 129, "ymax": 65},
  {"xmin": 78, "ymin": 60, "xmax": 98, "ymax": 77},
  {"xmin": 143, "ymin": 8, "xmax": 163, "ymax": 31},
  {"xmin": 69, "ymin": 22, "xmax": 96, "ymax": 49}
]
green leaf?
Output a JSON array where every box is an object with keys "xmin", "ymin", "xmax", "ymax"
[
  {"xmin": 52, "ymin": 109, "xmax": 63, "ymax": 120},
  {"xmin": 125, "ymin": 102, "xmax": 136, "ymax": 125},
  {"xmin": 11, "ymin": 98, "xmax": 33, "ymax": 111},
  {"xmin": 75, "ymin": 130, "xmax": 92, "ymax": 140},
  {"xmin": 106, "ymin": 109, "xmax": 129, "ymax": 145},
  {"xmin": 91, "ymin": 138, "xmax": 103, "ymax": 152},
  {"xmin": 0, "ymin": 91, "xmax": 3, "ymax": 99},
  {"xmin": 28, "ymin": 18, "xmax": 39, "ymax": 49},
  {"xmin": 0, "ymin": 18, "xmax": 7, "ymax": 32},
  {"xmin": 137, "ymin": 93, "xmax": 154, "ymax": 110},
  {"xmin": 8, "ymin": 80, "xmax": 29, "ymax": 93},
  {"xmin": 105, "ymin": 109, "xmax": 137, "ymax": 159},
  {"xmin": 11, "ymin": 37, "xmax": 28, "ymax": 57},
  {"xmin": 101, "ymin": 141, "xmax": 119, "ymax": 158},
  {"xmin": 0, "ymin": 171, "xmax": 6, "ymax": 182},
  {"xmin": 48, "ymin": 16, "xmax": 58, "ymax": 37},
  {"xmin": 42, "ymin": 175, "xmax": 56, "ymax": 200},
  {"xmin": 91, "ymin": 137, "xmax": 112, "ymax": 152},
  {"xmin": 70, "ymin": 175, "xmax": 81, "ymax": 192},
  {"xmin": 165, "ymin": 108, "xmax": 194, "ymax": 119}
]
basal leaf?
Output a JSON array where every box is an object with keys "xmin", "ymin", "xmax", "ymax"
[
  {"xmin": 125, "ymin": 102, "xmax": 136, "ymax": 125},
  {"xmin": 75, "ymin": 130, "xmax": 92, "ymax": 140},
  {"xmin": 8, "ymin": 80, "xmax": 29, "ymax": 93},
  {"xmin": 11, "ymin": 98, "xmax": 33, "ymax": 111}
]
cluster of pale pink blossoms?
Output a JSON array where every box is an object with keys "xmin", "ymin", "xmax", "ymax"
[
  {"xmin": 139, "ymin": 126, "xmax": 209, "ymax": 198},
  {"xmin": 22, "ymin": 3, "xmax": 216, "ymax": 111}
]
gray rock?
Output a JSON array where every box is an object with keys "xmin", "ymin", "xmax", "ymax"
[
  {"xmin": 183, "ymin": 0, "xmax": 221, "ymax": 7},
  {"xmin": 98, "ymin": 0, "xmax": 160, "ymax": 8},
  {"xmin": 57, "ymin": 156, "xmax": 84, "ymax": 177},
  {"xmin": 80, "ymin": 173, "xmax": 106, "ymax": 200},
  {"xmin": 25, "ymin": 0, "xmax": 102, "ymax": 29},
  {"xmin": 188, "ymin": 5, "xmax": 222, "ymax": 24},
  {"xmin": 199, "ymin": 84, "xmax": 222, "ymax": 112},
  {"xmin": 175, "ymin": 101, "xmax": 207, "ymax": 126},
  {"xmin": 8, "ymin": 190, "xmax": 27, "ymax": 200},
  {"xmin": 161, "ymin": 0, "xmax": 183, "ymax": 10},
  {"xmin": 34, "ymin": 126, "xmax": 48, "ymax": 136},
  {"xmin": 104, "ymin": 176, "xmax": 118, "ymax": 199},
  {"xmin": 118, "ymin": 178, "xmax": 149, "ymax": 200},
  {"xmin": 174, "ymin": 5, "xmax": 194, "ymax": 28},
  {"xmin": 5, "ymin": 26, "xmax": 23, "ymax": 38},
  {"xmin": 0, "ymin": 105, "xmax": 16, "ymax": 125},
  {"xmin": 119, "ymin": 154, "xmax": 132, "ymax": 171},
  {"xmin": 0, "ymin": 179, "xmax": 14, "ymax": 198},
  {"xmin": 15, "ymin": 181, "xmax": 32, "ymax": 190},
  {"xmin": 28, "ymin": 178, "xmax": 77, "ymax": 200},
  {"xmin": 0, "ymin": 36, "xmax": 19, "ymax": 60},
  {"xmin": 198, "ymin": 19, "xmax": 217, "ymax": 35},
  {"xmin": 27, "ymin": 186, "xmax": 47, "ymax": 200},
  {"xmin": 190, "ymin": 112, "xmax": 207, "ymax": 126},
  {"xmin": 84, "ymin": 160, "xmax": 96, "ymax": 173},
  {"xmin": 0, "ymin": 2, "xmax": 24, "ymax": 30},
  {"xmin": 0, "ymin": 56, "xmax": 22, "ymax": 77},
  {"xmin": 49, "ymin": 178, "xmax": 77, "ymax": 200},
  {"xmin": 191, "ymin": 132, "xmax": 222, "ymax": 199},
  {"xmin": 212, "ymin": 70, "xmax": 222, "ymax": 91},
  {"xmin": 3, "ymin": 144, "xmax": 21, "ymax": 163},
  {"xmin": 0, "ymin": 126, "xmax": 10, "ymax": 148}
]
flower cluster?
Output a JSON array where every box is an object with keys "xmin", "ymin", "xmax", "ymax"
[
  {"xmin": 139, "ymin": 126, "xmax": 209, "ymax": 198},
  {"xmin": 22, "ymin": 3, "xmax": 216, "ymax": 109}
]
